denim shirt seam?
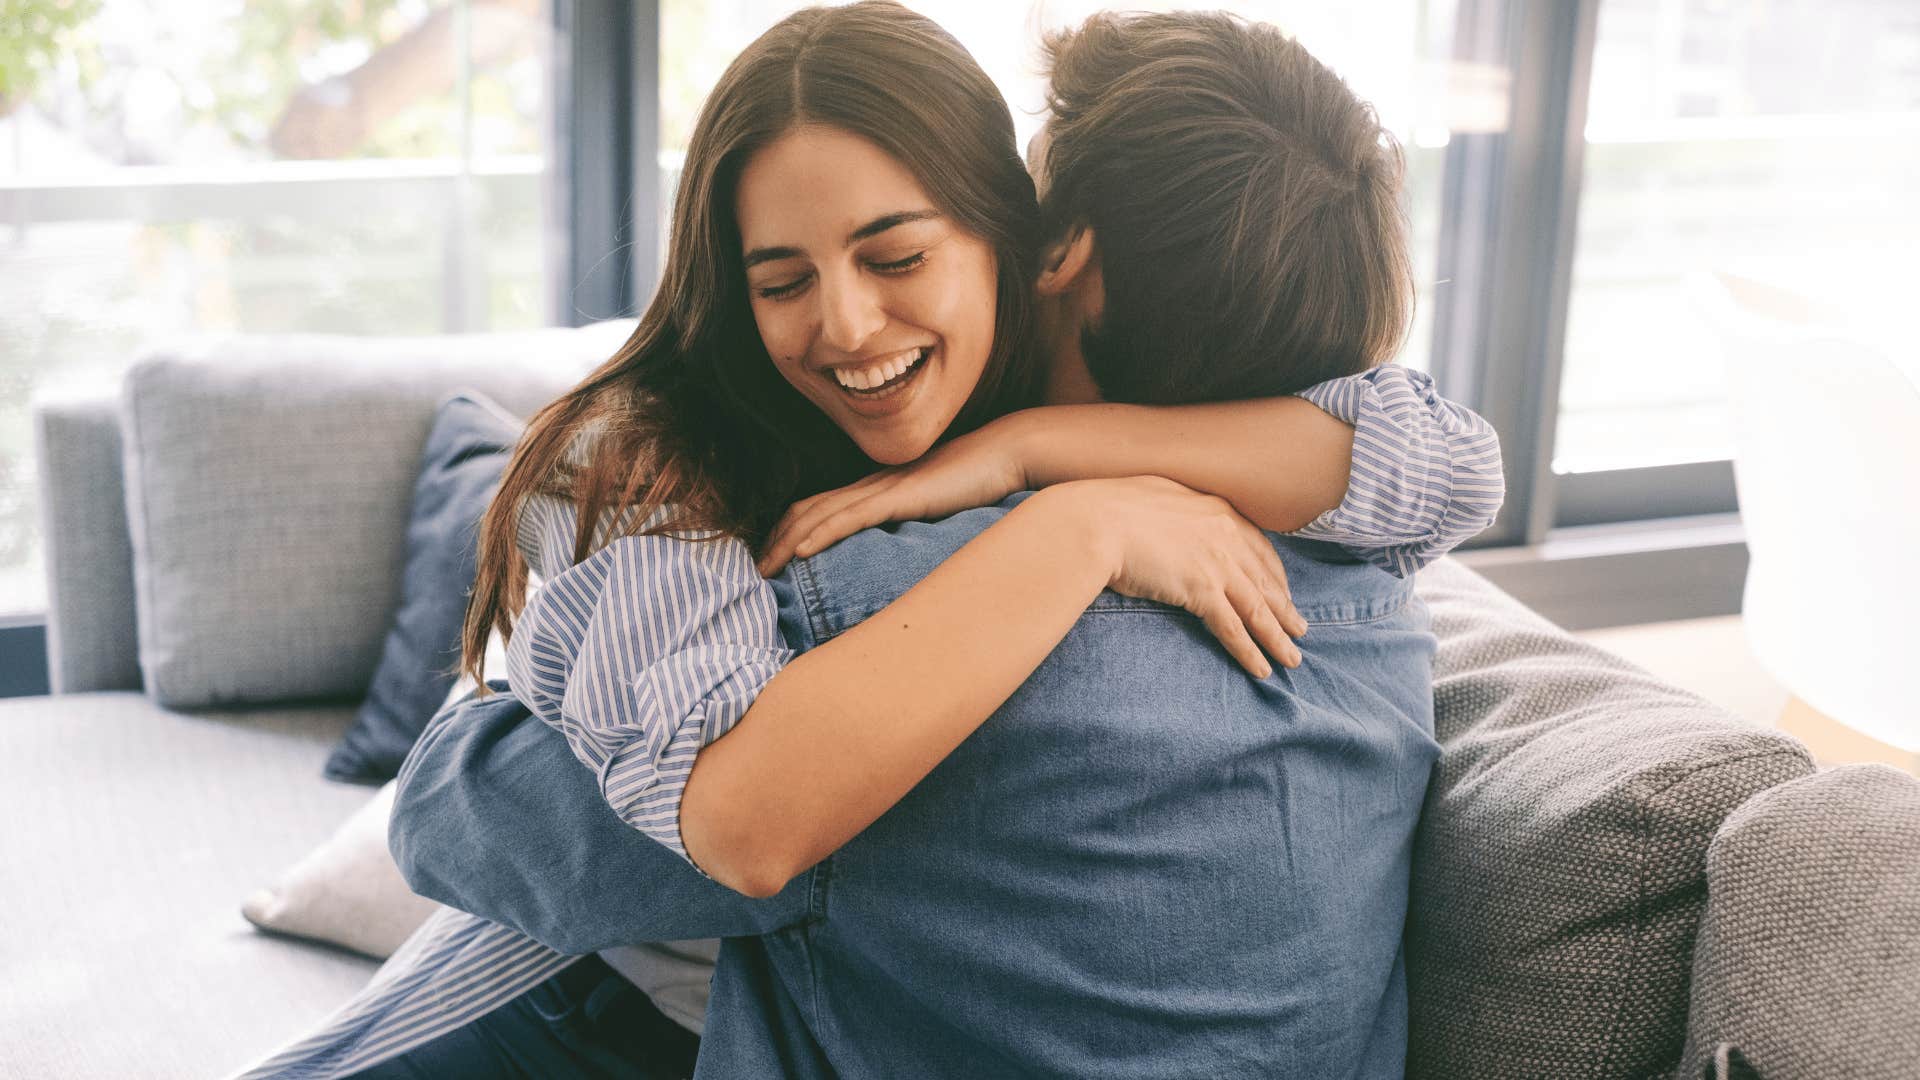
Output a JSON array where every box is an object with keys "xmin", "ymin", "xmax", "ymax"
[{"xmin": 790, "ymin": 555, "xmax": 829, "ymax": 650}]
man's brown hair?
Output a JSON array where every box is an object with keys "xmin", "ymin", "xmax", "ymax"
[{"xmin": 1039, "ymin": 11, "xmax": 1413, "ymax": 403}]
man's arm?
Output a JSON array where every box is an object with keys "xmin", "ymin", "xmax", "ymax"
[{"xmin": 389, "ymin": 686, "xmax": 814, "ymax": 955}]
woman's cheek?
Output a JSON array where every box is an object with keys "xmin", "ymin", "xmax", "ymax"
[{"xmin": 752, "ymin": 304, "xmax": 809, "ymax": 381}]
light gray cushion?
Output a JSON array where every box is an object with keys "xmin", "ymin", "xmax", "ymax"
[
  {"xmin": 1409, "ymin": 559, "xmax": 1816, "ymax": 1079},
  {"xmin": 0, "ymin": 692, "xmax": 378, "ymax": 1079},
  {"xmin": 118, "ymin": 323, "xmax": 632, "ymax": 708},
  {"xmin": 1676, "ymin": 764, "xmax": 1920, "ymax": 1080},
  {"xmin": 244, "ymin": 640, "xmax": 501, "ymax": 958},
  {"xmin": 240, "ymin": 780, "xmax": 441, "ymax": 960},
  {"xmin": 33, "ymin": 391, "xmax": 141, "ymax": 693}
]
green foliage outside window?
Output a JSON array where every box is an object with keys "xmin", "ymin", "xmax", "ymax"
[{"xmin": 0, "ymin": 0, "xmax": 102, "ymax": 110}]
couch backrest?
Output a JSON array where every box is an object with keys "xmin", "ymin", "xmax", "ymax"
[{"xmin": 34, "ymin": 322, "xmax": 635, "ymax": 700}]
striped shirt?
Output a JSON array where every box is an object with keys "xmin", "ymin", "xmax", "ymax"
[{"xmin": 232, "ymin": 362, "xmax": 1501, "ymax": 1078}]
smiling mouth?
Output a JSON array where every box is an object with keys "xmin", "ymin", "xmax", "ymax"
[{"xmin": 826, "ymin": 346, "xmax": 932, "ymax": 400}]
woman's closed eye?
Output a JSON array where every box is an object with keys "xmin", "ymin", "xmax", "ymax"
[
  {"xmin": 752, "ymin": 251, "xmax": 929, "ymax": 302},
  {"xmin": 869, "ymin": 250, "xmax": 927, "ymax": 275},
  {"xmin": 756, "ymin": 275, "xmax": 811, "ymax": 301}
]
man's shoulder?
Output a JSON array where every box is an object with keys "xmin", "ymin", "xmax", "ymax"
[{"xmin": 773, "ymin": 492, "xmax": 1415, "ymax": 646}]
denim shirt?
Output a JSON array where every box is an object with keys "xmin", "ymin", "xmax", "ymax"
[{"xmin": 389, "ymin": 498, "xmax": 1441, "ymax": 1079}]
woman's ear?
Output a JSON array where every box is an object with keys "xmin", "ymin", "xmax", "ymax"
[{"xmin": 1036, "ymin": 225, "xmax": 1099, "ymax": 298}]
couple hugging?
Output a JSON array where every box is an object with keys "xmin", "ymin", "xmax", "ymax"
[{"xmin": 246, "ymin": 4, "xmax": 1504, "ymax": 1077}]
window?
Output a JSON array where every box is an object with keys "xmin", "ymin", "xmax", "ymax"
[
  {"xmin": 1555, "ymin": 0, "xmax": 1920, "ymax": 474},
  {"xmin": 0, "ymin": 0, "xmax": 559, "ymax": 617}
]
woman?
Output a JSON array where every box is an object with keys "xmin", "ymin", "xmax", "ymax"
[{"xmin": 243, "ymin": 4, "xmax": 1495, "ymax": 1076}]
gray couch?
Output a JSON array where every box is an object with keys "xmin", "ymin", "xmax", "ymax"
[{"xmin": 5, "ymin": 328, "xmax": 1914, "ymax": 1080}]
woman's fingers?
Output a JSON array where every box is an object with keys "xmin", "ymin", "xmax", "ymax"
[
  {"xmin": 1225, "ymin": 572, "xmax": 1301, "ymax": 672},
  {"xmin": 1196, "ymin": 588, "xmax": 1273, "ymax": 680},
  {"xmin": 795, "ymin": 498, "xmax": 890, "ymax": 559},
  {"xmin": 758, "ymin": 517, "xmax": 803, "ymax": 576},
  {"xmin": 761, "ymin": 495, "xmax": 846, "ymax": 575},
  {"xmin": 760, "ymin": 479, "xmax": 900, "ymax": 575},
  {"xmin": 1245, "ymin": 529, "xmax": 1308, "ymax": 639}
]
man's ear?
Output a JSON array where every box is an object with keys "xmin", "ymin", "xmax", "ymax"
[{"xmin": 1036, "ymin": 225, "xmax": 1098, "ymax": 297}]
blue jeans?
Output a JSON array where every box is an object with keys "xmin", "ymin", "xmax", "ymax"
[{"xmin": 342, "ymin": 955, "xmax": 699, "ymax": 1080}]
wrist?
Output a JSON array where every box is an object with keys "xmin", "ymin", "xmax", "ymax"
[
  {"xmin": 991, "ymin": 408, "xmax": 1048, "ymax": 491},
  {"xmin": 1025, "ymin": 481, "xmax": 1120, "ymax": 586}
]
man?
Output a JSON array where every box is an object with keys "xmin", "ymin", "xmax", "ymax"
[{"xmin": 247, "ymin": 12, "xmax": 1490, "ymax": 1077}]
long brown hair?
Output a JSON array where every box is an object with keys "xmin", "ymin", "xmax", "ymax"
[
  {"xmin": 1039, "ymin": 11, "xmax": 1414, "ymax": 403},
  {"xmin": 460, "ymin": 2, "xmax": 1042, "ymax": 686}
]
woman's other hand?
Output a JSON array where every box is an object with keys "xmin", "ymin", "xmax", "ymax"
[
  {"xmin": 758, "ymin": 418, "xmax": 1032, "ymax": 576},
  {"xmin": 1059, "ymin": 476, "xmax": 1309, "ymax": 677}
]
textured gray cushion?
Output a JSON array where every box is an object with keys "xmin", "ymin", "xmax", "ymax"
[
  {"xmin": 1676, "ymin": 764, "xmax": 1920, "ymax": 1080},
  {"xmin": 0, "ymin": 692, "xmax": 378, "ymax": 1079},
  {"xmin": 1409, "ymin": 559, "xmax": 1816, "ymax": 1079},
  {"xmin": 118, "ymin": 323, "xmax": 631, "ymax": 708},
  {"xmin": 33, "ymin": 391, "xmax": 141, "ymax": 693}
]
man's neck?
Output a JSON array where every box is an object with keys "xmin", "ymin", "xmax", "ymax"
[{"xmin": 1037, "ymin": 293, "xmax": 1104, "ymax": 406}]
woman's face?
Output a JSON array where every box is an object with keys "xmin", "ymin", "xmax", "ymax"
[{"xmin": 736, "ymin": 124, "xmax": 999, "ymax": 465}]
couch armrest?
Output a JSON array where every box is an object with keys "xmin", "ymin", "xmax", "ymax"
[
  {"xmin": 33, "ymin": 388, "xmax": 141, "ymax": 693},
  {"xmin": 1676, "ymin": 763, "xmax": 1920, "ymax": 1080},
  {"xmin": 1408, "ymin": 558, "xmax": 1816, "ymax": 1079}
]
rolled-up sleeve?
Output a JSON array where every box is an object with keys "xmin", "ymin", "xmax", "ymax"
[
  {"xmin": 1290, "ymin": 364, "xmax": 1506, "ymax": 577},
  {"xmin": 506, "ymin": 495, "xmax": 793, "ymax": 863}
]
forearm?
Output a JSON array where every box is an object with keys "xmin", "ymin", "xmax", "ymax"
[
  {"xmin": 1009, "ymin": 398, "xmax": 1354, "ymax": 534},
  {"xmin": 390, "ymin": 687, "xmax": 813, "ymax": 951},
  {"xmin": 681, "ymin": 486, "xmax": 1109, "ymax": 897}
]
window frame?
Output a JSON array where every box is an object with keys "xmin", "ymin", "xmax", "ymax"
[{"xmin": 1429, "ymin": 0, "xmax": 1744, "ymax": 619}]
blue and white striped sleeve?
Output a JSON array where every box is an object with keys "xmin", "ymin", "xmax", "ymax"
[
  {"xmin": 1289, "ymin": 364, "xmax": 1506, "ymax": 577},
  {"xmin": 505, "ymin": 494, "xmax": 794, "ymax": 864}
]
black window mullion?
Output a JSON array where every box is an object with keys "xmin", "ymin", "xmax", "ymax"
[
  {"xmin": 1430, "ymin": 0, "xmax": 1600, "ymax": 547},
  {"xmin": 553, "ymin": 0, "xmax": 659, "ymax": 326},
  {"xmin": 0, "ymin": 619, "xmax": 50, "ymax": 698}
]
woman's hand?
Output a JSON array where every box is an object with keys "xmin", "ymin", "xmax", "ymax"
[
  {"xmin": 1057, "ymin": 476, "xmax": 1309, "ymax": 677},
  {"xmin": 758, "ymin": 419, "xmax": 1031, "ymax": 576}
]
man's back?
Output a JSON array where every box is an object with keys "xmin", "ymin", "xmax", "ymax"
[
  {"xmin": 732, "ymin": 498, "xmax": 1440, "ymax": 1078},
  {"xmin": 389, "ymin": 498, "xmax": 1441, "ymax": 1079}
]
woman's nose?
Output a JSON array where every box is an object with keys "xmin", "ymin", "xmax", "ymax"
[{"xmin": 817, "ymin": 273, "xmax": 887, "ymax": 354}]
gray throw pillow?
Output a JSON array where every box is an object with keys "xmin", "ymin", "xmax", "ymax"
[
  {"xmin": 1675, "ymin": 764, "xmax": 1920, "ymax": 1080},
  {"xmin": 1407, "ymin": 559, "xmax": 1816, "ymax": 1080},
  {"xmin": 323, "ymin": 391, "xmax": 520, "ymax": 784},
  {"xmin": 117, "ymin": 325, "xmax": 625, "ymax": 707}
]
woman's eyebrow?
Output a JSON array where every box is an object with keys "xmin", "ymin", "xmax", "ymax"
[
  {"xmin": 743, "ymin": 245, "xmax": 802, "ymax": 269},
  {"xmin": 743, "ymin": 209, "xmax": 941, "ymax": 269},
  {"xmin": 847, "ymin": 209, "xmax": 940, "ymax": 243}
]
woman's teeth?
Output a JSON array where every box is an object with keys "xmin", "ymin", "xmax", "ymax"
[{"xmin": 832, "ymin": 347, "xmax": 927, "ymax": 392}]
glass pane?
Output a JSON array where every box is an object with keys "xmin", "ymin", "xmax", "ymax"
[
  {"xmin": 1555, "ymin": 0, "xmax": 1920, "ymax": 474},
  {"xmin": 0, "ymin": 0, "xmax": 558, "ymax": 617},
  {"xmin": 659, "ymin": 0, "xmax": 1497, "ymax": 374}
]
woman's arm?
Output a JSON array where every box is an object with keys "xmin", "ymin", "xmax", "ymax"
[
  {"xmin": 687, "ymin": 477, "xmax": 1299, "ymax": 896},
  {"xmin": 507, "ymin": 480, "xmax": 1300, "ymax": 897},
  {"xmin": 1006, "ymin": 395, "xmax": 1353, "ymax": 532},
  {"xmin": 760, "ymin": 364, "xmax": 1505, "ymax": 578}
]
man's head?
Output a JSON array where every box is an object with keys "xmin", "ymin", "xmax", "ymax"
[{"xmin": 1032, "ymin": 11, "xmax": 1414, "ymax": 405}]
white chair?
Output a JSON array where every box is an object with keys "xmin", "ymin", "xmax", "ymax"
[{"xmin": 1712, "ymin": 273, "xmax": 1920, "ymax": 759}]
